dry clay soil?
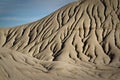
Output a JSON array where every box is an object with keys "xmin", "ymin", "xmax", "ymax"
[{"xmin": 0, "ymin": 0, "xmax": 120, "ymax": 80}]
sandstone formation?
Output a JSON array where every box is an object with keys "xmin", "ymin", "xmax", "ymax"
[{"xmin": 0, "ymin": 0, "xmax": 120, "ymax": 80}]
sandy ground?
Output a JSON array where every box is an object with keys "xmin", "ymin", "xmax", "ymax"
[{"xmin": 0, "ymin": 0, "xmax": 120, "ymax": 80}]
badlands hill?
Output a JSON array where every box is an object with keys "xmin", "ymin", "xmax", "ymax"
[{"xmin": 0, "ymin": 0, "xmax": 120, "ymax": 80}]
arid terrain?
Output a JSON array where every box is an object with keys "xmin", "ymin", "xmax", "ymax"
[{"xmin": 0, "ymin": 0, "xmax": 120, "ymax": 80}]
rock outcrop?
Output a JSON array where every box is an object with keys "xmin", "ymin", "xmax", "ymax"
[{"xmin": 0, "ymin": 0, "xmax": 120, "ymax": 80}]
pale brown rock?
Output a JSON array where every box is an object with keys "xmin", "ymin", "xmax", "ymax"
[{"xmin": 0, "ymin": 0, "xmax": 120, "ymax": 80}]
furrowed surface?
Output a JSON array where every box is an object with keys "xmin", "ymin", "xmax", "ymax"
[{"xmin": 0, "ymin": 0, "xmax": 120, "ymax": 80}]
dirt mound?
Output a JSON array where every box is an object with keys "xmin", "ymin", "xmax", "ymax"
[{"xmin": 0, "ymin": 0, "xmax": 120, "ymax": 80}]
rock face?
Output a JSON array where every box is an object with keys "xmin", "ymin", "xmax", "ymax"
[{"xmin": 0, "ymin": 0, "xmax": 120, "ymax": 80}]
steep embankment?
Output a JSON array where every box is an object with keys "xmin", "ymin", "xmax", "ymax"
[{"xmin": 0, "ymin": 0, "xmax": 120, "ymax": 80}]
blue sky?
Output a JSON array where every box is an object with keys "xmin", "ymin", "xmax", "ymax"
[{"xmin": 0, "ymin": 0, "xmax": 77, "ymax": 27}]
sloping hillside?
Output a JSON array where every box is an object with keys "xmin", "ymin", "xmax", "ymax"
[{"xmin": 0, "ymin": 0, "xmax": 120, "ymax": 80}]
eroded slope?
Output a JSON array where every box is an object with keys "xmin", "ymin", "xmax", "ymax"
[{"xmin": 0, "ymin": 0, "xmax": 120, "ymax": 80}]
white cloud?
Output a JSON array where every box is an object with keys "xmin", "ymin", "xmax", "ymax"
[{"xmin": 0, "ymin": 17, "xmax": 39, "ymax": 21}]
